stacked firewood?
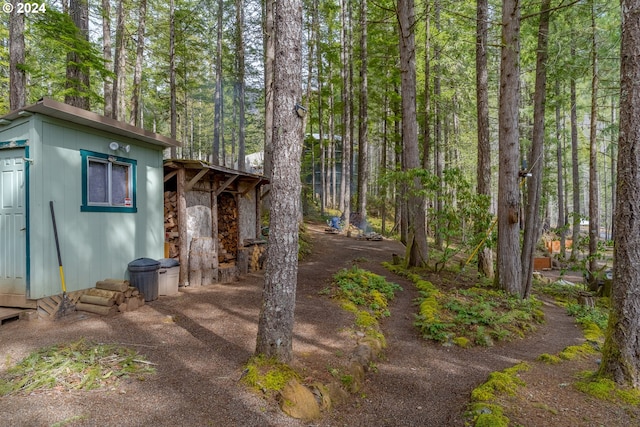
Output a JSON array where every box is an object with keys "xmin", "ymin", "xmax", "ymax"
[
  {"xmin": 75, "ymin": 279, "xmax": 145, "ymax": 316},
  {"xmin": 218, "ymin": 194, "xmax": 238, "ymax": 261},
  {"xmin": 164, "ymin": 191, "xmax": 179, "ymax": 258}
]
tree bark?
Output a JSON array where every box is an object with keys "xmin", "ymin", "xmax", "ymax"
[
  {"xmin": 101, "ymin": 0, "xmax": 113, "ymax": 117},
  {"xmin": 587, "ymin": 3, "xmax": 600, "ymax": 287},
  {"xmin": 169, "ymin": 0, "xmax": 177, "ymax": 157},
  {"xmin": 599, "ymin": 0, "xmax": 640, "ymax": 388},
  {"xmin": 570, "ymin": 34, "xmax": 580, "ymax": 261},
  {"xmin": 9, "ymin": 0, "xmax": 26, "ymax": 111},
  {"xmin": 476, "ymin": 0, "xmax": 493, "ymax": 278},
  {"xmin": 522, "ymin": 0, "xmax": 551, "ymax": 298},
  {"xmin": 65, "ymin": 0, "xmax": 90, "ymax": 110},
  {"xmin": 356, "ymin": 0, "xmax": 368, "ymax": 223},
  {"xmin": 433, "ymin": 0, "xmax": 444, "ymax": 250},
  {"xmin": 496, "ymin": 0, "xmax": 522, "ymax": 296},
  {"xmin": 213, "ymin": 0, "xmax": 224, "ymax": 165},
  {"xmin": 130, "ymin": 0, "xmax": 147, "ymax": 127},
  {"xmin": 236, "ymin": 0, "xmax": 246, "ymax": 171},
  {"xmin": 398, "ymin": 0, "xmax": 428, "ymax": 267},
  {"xmin": 255, "ymin": 0, "xmax": 303, "ymax": 363},
  {"xmin": 339, "ymin": 0, "xmax": 351, "ymax": 230},
  {"xmin": 112, "ymin": 0, "xmax": 126, "ymax": 121},
  {"xmin": 555, "ymin": 78, "xmax": 566, "ymax": 259}
]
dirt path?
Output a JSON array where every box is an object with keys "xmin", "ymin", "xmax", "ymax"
[
  {"xmin": 0, "ymin": 224, "xmax": 584, "ymax": 426},
  {"xmin": 308, "ymin": 228, "xmax": 584, "ymax": 426}
]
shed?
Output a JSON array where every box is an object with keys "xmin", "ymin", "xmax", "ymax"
[
  {"xmin": 0, "ymin": 98, "xmax": 180, "ymax": 309},
  {"xmin": 163, "ymin": 160, "xmax": 268, "ymax": 287}
]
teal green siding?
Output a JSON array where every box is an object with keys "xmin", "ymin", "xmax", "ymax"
[{"xmin": 0, "ymin": 114, "xmax": 165, "ymax": 299}]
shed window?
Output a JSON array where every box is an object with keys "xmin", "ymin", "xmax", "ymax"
[{"xmin": 81, "ymin": 149, "xmax": 137, "ymax": 213}]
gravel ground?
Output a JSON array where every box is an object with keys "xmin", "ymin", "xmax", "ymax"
[{"xmin": 0, "ymin": 224, "xmax": 586, "ymax": 426}]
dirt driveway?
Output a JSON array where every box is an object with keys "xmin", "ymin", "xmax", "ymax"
[{"xmin": 0, "ymin": 224, "xmax": 585, "ymax": 426}]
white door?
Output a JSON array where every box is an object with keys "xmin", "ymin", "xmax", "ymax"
[{"xmin": 0, "ymin": 149, "xmax": 26, "ymax": 299}]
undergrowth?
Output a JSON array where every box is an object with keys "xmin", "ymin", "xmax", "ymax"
[
  {"xmin": 384, "ymin": 262, "xmax": 544, "ymax": 347},
  {"xmin": 0, "ymin": 338, "xmax": 155, "ymax": 396},
  {"xmin": 331, "ymin": 266, "xmax": 402, "ymax": 319}
]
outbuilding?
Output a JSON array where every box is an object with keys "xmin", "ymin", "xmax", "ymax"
[
  {"xmin": 163, "ymin": 160, "xmax": 268, "ymax": 287},
  {"xmin": 0, "ymin": 98, "xmax": 180, "ymax": 310}
]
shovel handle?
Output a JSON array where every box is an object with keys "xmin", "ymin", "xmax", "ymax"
[{"xmin": 50, "ymin": 201, "xmax": 67, "ymax": 293}]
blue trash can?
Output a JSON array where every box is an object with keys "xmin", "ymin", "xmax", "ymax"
[{"xmin": 128, "ymin": 258, "xmax": 160, "ymax": 302}]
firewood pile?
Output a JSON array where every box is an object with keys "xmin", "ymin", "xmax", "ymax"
[
  {"xmin": 164, "ymin": 191, "xmax": 179, "ymax": 258},
  {"xmin": 75, "ymin": 279, "xmax": 145, "ymax": 316},
  {"xmin": 218, "ymin": 193, "xmax": 238, "ymax": 261}
]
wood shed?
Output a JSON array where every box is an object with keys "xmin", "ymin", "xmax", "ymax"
[{"xmin": 163, "ymin": 160, "xmax": 268, "ymax": 287}]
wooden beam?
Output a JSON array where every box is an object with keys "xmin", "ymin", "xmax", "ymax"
[
  {"xmin": 260, "ymin": 187, "xmax": 271, "ymax": 200},
  {"xmin": 240, "ymin": 179, "xmax": 261, "ymax": 197},
  {"xmin": 163, "ymin": 170, "xmax": 178, "ymax": 183},
  {"xmin": 185, "ymin": 168, "xmax": 209, "ymax": 191},
  {"xmin": 215, "ymin": 174, "xmax": 239, "ymax": 196}
]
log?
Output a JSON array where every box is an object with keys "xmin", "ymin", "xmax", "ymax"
[
  {"xmin": 86, "ymin": 288, "xmax": 125, "ymax": 305},
  {"xmin": 189, "ymin": 237, "xmax": 218, "ymax": 287},
  {"xmin": 79, "ymin": 294, "xmax": 116, "ymax": 307},
  {"xmin": 237, "ymin": 248, "xmax": 249, "ymax": 275},
  {"xmin": 96, "ymin": 280, "xmax": 129, "ymax": 293},
  {"xmin": 76, "ymin": 302, "xmax": 118, "ymax": 316}
]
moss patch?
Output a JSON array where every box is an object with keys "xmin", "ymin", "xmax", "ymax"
[{"xmin": 242, "ymin": 355, "xmax": 300, "ymax": 396}]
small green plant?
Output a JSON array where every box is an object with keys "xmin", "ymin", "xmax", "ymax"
[
  {"xmin": 0, "ymin": 338, "xmax": 155, "ymax": 396},
  {"xmin": 566, "ymin": 302, "xmax": 608, "ymax": 332}
]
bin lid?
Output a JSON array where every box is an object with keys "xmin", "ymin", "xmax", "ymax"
[
  {"xmin": 158, "ymin": 258, "xmax": 180, "ymax": 268},
  {"xmin": 128, "ymin": 257, "xmax": 160, "ymax": 271}
]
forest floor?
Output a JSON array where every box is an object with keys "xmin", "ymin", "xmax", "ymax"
[{"xmin": 0, "ymin": 222, "xmax": 638, "ymax": 426}]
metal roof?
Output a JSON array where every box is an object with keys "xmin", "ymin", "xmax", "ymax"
[{"xmin": 0, "ymin": 98, "xmax": 181, "ymax": 148}]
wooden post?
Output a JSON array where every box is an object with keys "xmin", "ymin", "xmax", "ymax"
[
  {"xmin": 211, "ymin": 181, "xmax": 219, "ymax": 283},
  {"xmin": 177, "ymin": 167, "xmax": 189, "ymax": 286},
  {"xmin": 255, "ymin": 185, "xmax": 261, "ymax": 239}
]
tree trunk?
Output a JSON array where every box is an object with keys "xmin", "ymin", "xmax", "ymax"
[
  {"xmin": 356, "ymin": 0, "xmax": 368, "ymax": 223},
  {"xmin": 236, "ymin": 0, "xmax": 246, "ymax": 171},
  {"xmin": 587, "ymin": 3, "xmax": 600, "ymax": 287},
  {"xmin": 598, "ymin": 0, "xmax": 640, "ymax": 388},
  {"xmin": 522, "ymin": 0, "xmax": 551, "ymax": 298},
  {"xmin": 101, "ymin": 0, "xmax": 113, "ymax": 117},
  {"xmin": 570, "ymin": 34, "xmax": 580, "ymax": 261},
  {"xmin": 433, "ymin": 0, "xmax": 443, "ymax": 251},
  {"xmin": 9, "ymin": 0, "xmax": 26, "ymax": 111},
  {"xmin": 65, "ymin": 0, "xmax": 90, "ymax": 110},
  {"xmin": 213, "ymin": 0, "xmax": 224, "ymax": 164},
  {"xmin": 112, "ymin": 0, "xmax": 126, "ymax": 121},
  {"xmin": 339, "ymin": 0, "xmax": 351, "ymax": 230},
  {"xmin": 169, "ymin": 0, "xmax": 177, "ymax": 157},
  {"xmin": 262, "ymin": 0, "xmax": 275, "ymax": 212},
  {"xmin": 130, "ymin": 0, "xmax": 147, "ymax": 127},
  {"xmin": 255, "ymin": 0, "xmax": 303, "ymax": 363},
  {"xmin": 422, "ymin": 0, "xmax": 430, "ymax": 171},
  {"xmin": 314, "ymin": 0, "xmax": 325, "ymax": 214},
  {"xmin": 555, "ymin": 78, "xmax": 566, "ymax": 259},
  {"xmin": 476, "ymin": 0, "xmax": 493, "ymax": 278},
  {"xmin": 398, "ymin": 0, "xmax": 428, "ymax": 267},
  {"xmin": 496, "ymin": 0, "xmax": 522, "ymax": 296}
]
